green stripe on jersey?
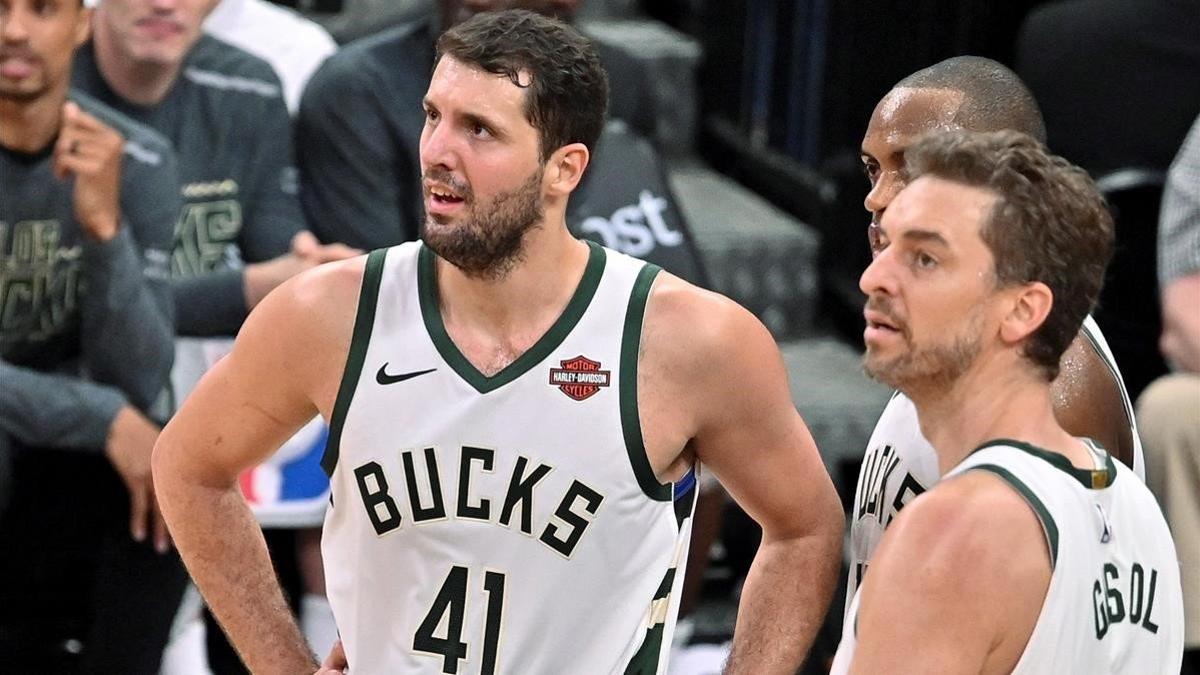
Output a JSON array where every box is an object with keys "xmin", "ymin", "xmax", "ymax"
[
  {"xmin": 322, "ymin": 249, "xmax": 387, "ymax": 477},
  {"xmin": 973, "ymin": 439, "xmax": 1117, "ymax": 489},
  {"xmin": 969, "ymin": 463, "xmax": 1060, "ymax": 568},
  {"xmin": 620, "ymin": 263, "xmax": 671, "ymax": 502},
  {"xmin": 624, "ymin": 567, "xmax": 677, "ymax": 674}
]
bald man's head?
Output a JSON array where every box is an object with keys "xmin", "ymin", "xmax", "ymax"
[
  {"xmin": 860, "ymin": 56, "xmax": 1046, "ymax": 240},
  {"xmin": 895, "ymin": 56, "xmax": 1046, "ymax": 143}
]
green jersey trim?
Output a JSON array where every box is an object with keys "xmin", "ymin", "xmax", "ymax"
[
  {"xmin": 1078, "ymin": 318, "xmax": 1138, "ymax": 429},
  {"xmin": 968, "ymin": 463, "xmax": 1060, "ymax": 569},
  {"xmin": 619, "ymin": 263, "xmax": 672, "ymax": 502},
  {"xmin": 322, "ymin": 249, "xmax": 388, "ymax": 476},
  {"xmin": 623, "ymin": 567, "xmax": 676, "ymax": 674},
  {"xmin": 417, "ymin": 241, "xmax": 606, "ymax": 394},
  {"xmin": 973, "ymin": 438, "xmax": 1117, "ymax": 489}
]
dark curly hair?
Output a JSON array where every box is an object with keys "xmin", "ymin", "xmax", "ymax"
[
  {"xmin": 436, "ymin": 9, "xmax": 609, "ymax": 161},
  {"xmin": 906, "ymin": 130, "xmax": 1114, "ymax": 381}
]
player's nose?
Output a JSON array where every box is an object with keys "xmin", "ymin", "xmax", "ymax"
[
  {"xmin": 864, "ymin": 172, "xmax": 904, "ymax": 220},
  {"xmin": 859, "ymin": 246, "xmax": 899, "ymax": 298},
  {"xmin": 420, "ymin": 120, "xmax": 461, "ymax": 174}
]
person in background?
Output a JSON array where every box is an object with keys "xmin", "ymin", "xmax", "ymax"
[
  {"xmin": 73, "ymin": 0, "xmax": 356, "ymax": 670},
  {"xmin": 0, "ymin": 0, "xmax": 182, "ymax": 670},
  {"xmin": 1137, "ymin": 113, "xmax": 1200, "ymax": 673},
  {"xmin": 203, "ymin": 0, "xmax": 337, "ymax": 113}
]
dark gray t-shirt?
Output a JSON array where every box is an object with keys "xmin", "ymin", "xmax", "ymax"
[
  {"xmin": 73, "ymin": 36, "xmax": 306, "ymax": 337},
  {"xmin": 0, "ymin": 90, "xmax": 178, "ymax": 451}
]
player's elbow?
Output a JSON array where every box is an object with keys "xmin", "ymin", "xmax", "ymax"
[
  {"xmin": 150, "ymin": 424, "xmax": 181, "ymax": 496},
  {"xmin": 151, "ymin": 421, "xmax": 205, "ymax": 505}
]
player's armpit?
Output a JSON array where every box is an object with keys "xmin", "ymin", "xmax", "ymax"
[
  {"xmin": 850, "ymin": 472, "xmax": 1051, "ymax": 675},
  {"xmin": 1051, "ymin": 334, "xmax": 1134, "ymax": 470}
]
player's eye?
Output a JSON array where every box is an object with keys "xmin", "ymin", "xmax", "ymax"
[
  {"xmin": 862, "ymin": 160, "xmax": 880, "ymax": 185},
  {"xmin": 470, "ymin": 123, "xmax": 491, "ymax": 138},
  {"xmin": 913, "ymin": 250, "xmax": 938, "ymax": 270}
]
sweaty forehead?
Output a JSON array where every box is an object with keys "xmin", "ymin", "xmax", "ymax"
[{"xmin": 863, "ymin": 87, "xmax": 967, "ymax": 152}]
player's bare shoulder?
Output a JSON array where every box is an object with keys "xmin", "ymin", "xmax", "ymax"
[
  {"xmin": 639, "ymin": 273, "xmax": 790, "ymax": 422},
  {"xmin": 641, "ymin": 273, "xmax": 780, "ymax": 372},
  {"xmin": 879, "ymin": 471, "xmax": 1047, "ymax": 575},
  {"xmin": 239, "ymin": 254, "xmax": 371, "ymax": 415}
]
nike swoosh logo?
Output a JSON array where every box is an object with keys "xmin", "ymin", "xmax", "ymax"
[{"xmin": 376, "ymin": 365, "xmax": 437, "ymax": 385}]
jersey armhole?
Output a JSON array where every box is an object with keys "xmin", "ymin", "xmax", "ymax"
[
  {"xmin": 618, "ymin": 262, "xmax": 673, "ymax": 502},
  {"xmin": 966, "ymin": 464, "xmax": 1059, "ymax": 570},
  {"xmin": 321, "ymin": 249, "xmax": 387, "ymax": 477}
]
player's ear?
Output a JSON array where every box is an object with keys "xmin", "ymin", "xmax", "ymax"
[
  {"xmin": 76, "ymin": 7, "xmax": 93, "ymax": 47},
  {"xmin": 544, "ymin": 142, "xmax": 590, "ymax": 198},
  {"xmin": 1000, "ymin": 281, "xmax": 1053, "ymax": 345}
]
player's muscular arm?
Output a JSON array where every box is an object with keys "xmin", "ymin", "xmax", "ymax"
[
  {"xmin": 1051, "ymin": 334, "xmax": 1135, "ymax": 469},
  {"xmin": 153, "ymin": 257, "xmax": 365, "ymax": 674},
  {"xmin": 642, "ymin": 278, "xmax": 843, "ymax": 673},
  {"xmin": 851, "ymin": 473, "xmax": 1050, "ymax": 675}
]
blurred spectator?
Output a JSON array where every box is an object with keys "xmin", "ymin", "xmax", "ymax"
[
  {"xmin": 1138, "ymin": 113, "xmax": 1200, "ymax": 672},
  {"xmin": 204, "ymin": 0, "xmax": 337, "ymax": 113},
  {"xmin": 309, "ymin": 0, "xmax": 425, "ymax": 44},
  {"xmin": 1015, "ymin": 0, "xmax": 1200, "ymax": 176},
  {"xmin": 73, "ymin": 0, "xmax": 352, "ymax": 339},
  {"xmin": 295, "ymin": 0, "xmax": 695, "ymax": 285},
  {"xmin": 72, "ymin": 0, "xmax": 356, "ymax": 670},
  {"xmin": 0, "ymin": 0, "xmax": 183, "ymax": 670}
]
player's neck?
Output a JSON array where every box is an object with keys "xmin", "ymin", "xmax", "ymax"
[
  {"xmin": 435, "ymin": 224, "xmax": 591, "ymax": 348},
  {"xmin": 91, "ymin": 25, "xmax": 181, "ymax": 106},
  {"xmin": 0, "ymin": 87, "xmax": 66, "ymax": 154},
  {"xmin": 909, "ymin": 353, "xmax": 1076, "ymax": 475}
]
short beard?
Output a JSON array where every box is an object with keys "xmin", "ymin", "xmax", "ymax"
[
  {"xmin": 421, "ymin": 167, "xmax": 544, "ymax": 282},
  {"xmin": 863, "ymin": 310, "xmax": 983, "ymax": 395}
]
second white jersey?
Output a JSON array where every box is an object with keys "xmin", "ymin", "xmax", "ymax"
[
  {"xmin": 834, "ymin": 441, "xmax": 1183, "ymax": 674},
  {"xmin": 320, "ymin": 242, "xmax": 696, "ymax": 674},
  {"xmin": 846, "ymin": 314, "xmax": 1145, "ymax": 610}
]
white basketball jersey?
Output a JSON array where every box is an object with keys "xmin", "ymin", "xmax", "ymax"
[
  {"xmin": 833, "ymin": 441, "xmax": 1183, "ymax": 674},
  {"xmin": 846, "ymin": 315, "xmax": 1145, "ymax": 612},
  {"xmin": 320, "ymin": 242, "xmax": 697, "ymax": 674}
]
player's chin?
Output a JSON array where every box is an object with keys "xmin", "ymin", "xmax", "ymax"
[{"xmin": 862, "ymin": 350, "xmax": 902, "ymax": 384}]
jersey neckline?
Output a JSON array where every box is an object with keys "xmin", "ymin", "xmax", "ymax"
[
  {"xmin": 971, "ymin": 438, "xmax": 1118, "ymax": 489},
  {"xmin": 417, "ymin": 240, "xmax": 607, "ymax": 394}
]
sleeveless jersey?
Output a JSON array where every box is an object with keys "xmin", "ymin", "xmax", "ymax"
[
  {"xmin": 833, "ymin": 441, "xmax": 1183, "ymax": 674},
  {"xmin": 846, "ymin": 314, "xmax": 1145, "ymax": 611},
  {"xmin": 320, "ymin": 242, "xmax": 697, "ymax": 674}
]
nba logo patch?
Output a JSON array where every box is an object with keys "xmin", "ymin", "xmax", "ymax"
[{"xmin": 548, "ymin": 355, "xmax": 611, "ymax": 401}]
